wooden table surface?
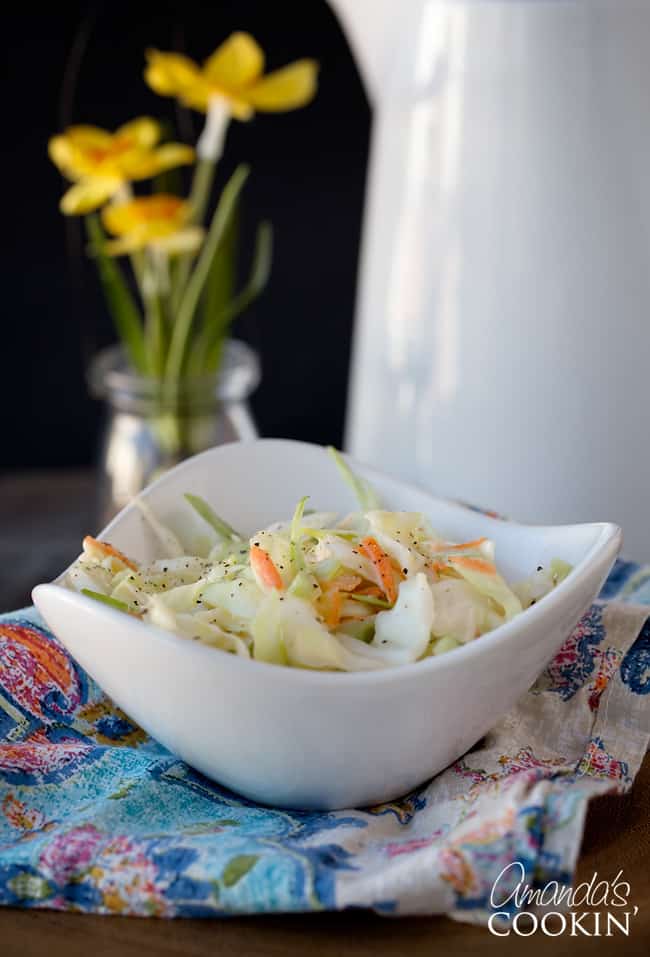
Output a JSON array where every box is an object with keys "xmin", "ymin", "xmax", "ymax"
[{"xmin": 1, "ymin": 470, "xmax": 649, "ymax": 954}]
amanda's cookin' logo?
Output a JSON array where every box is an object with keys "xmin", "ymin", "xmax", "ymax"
[{"xmin": 488, "ymin": 863, "xmax": 639, "ymax": 937}]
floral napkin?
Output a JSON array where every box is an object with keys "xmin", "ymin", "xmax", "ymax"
[{"xmin": 0, "ymin": 559, "xmax": 648, "ymax": 922}]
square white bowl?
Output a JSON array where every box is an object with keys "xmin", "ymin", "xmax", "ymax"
[{"xmin": 33, "ymin": 439, "xmax": 620, "ymax": 809}]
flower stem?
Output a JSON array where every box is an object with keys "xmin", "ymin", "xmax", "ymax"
[
  {"xmin": 142, "ymin": 253, "xmax": 167, "ymax": 378},
  {"xmin": 171, "ymin": 158, "xmax": 216, "ymax": 315},
  {"xmin": 165, "ymin": 163, "xmax": 250, "ymax": 384},
  {"xmin": 170, "ymin": 99, "xmax": 231, "ymax": 315},
  {"xmin": 190, "ymin": 157, "xmax": 218, "ymax": 224}
]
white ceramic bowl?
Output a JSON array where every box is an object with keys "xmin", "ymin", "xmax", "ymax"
[{"xmin": 33, "ymin": 439, "xmax": 620, "ymax": 810}]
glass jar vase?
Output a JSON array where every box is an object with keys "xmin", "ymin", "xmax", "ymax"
[{"xmin": 88, "ymin": 339, "xmax": 260, "ymax": 526}]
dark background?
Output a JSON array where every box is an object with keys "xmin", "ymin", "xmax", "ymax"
[{"xmin": 2, "ymin": 1, "xmax": 369, "ymax": 470}]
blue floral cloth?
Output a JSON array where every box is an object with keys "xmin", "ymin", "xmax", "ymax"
[{"xmin": 0, "ymin": 560, "xmax": 649, "ymax": 922}]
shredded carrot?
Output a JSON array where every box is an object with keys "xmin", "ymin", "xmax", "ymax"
[
  {"xmin": 83, "ymin": 536, "xmax": 138, "ymax": 572},
  {"xmin": 446, "ymin": 537, "xmax": 488, "ymax": 552},
  {"xmin": 328, "ymin": 574, "xmax": 362, "ymax": 593},
  {"xmin": 353, "ymin": 584, "xmax": 383, "ymax": 598},
  {"xmin": 318, "ymin": 575, "xmax": 362, "ymax": 628},
  {"xmin": 390, "ymin": 560, "xmax": 406, "ymax": 580},
  {"xmin": 448, "ymin": 555, "xmax": 496, "ymax": 576},
  {"xmin": 428, "ymin": 560, "xmax": 449, "ymax": 574},
  {"xmin": 322, "ymin": 589, "xmax": 344, "ymax": 628},
  {"xmin": 359, "ymin": 537, "xmax": 398, "ymax": 604},
  {"xmin": 250, "ymin": 544, "xmax": 284, "ymax": 590}
]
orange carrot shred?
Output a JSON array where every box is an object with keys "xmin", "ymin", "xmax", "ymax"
[
  {"xmin": 250, "ymin": 544, "xmax": 284, "ymax": 590},
  {"xmin": 359, "ymin": 537, "xmax": 398, "ymax": 604},
  {"xmin": 353, "ymin": 584, "xmax": 383, "ymax": 598},
  {"xmin": 429, "ymin": 560, "xmax": 449, "ymax": 574},
  {"xmin": 83, "ymin": 536, "xmax": 138, "ymax": 572},
  {"xmin": 446, "ymin": 537, "xmax": 488, "ymax": 551},
  {"xmin": 322, "ymin": 589, "xmax": 344, "ymax": 628},
  {"xmin": 448, "ymin": 555, "xmax": 496, "ymax": 576},
  {"xmin": 327, "ymin": 574, "xmax": 362, "ymax": 593}
]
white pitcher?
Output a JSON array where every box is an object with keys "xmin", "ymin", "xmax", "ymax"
[{"xmin": 330, "ymin": 0, "xmax": 650, "ymax": 559}]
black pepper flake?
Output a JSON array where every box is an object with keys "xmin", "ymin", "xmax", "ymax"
[
  {"xmin": 530, "ymin": 599, "xmax": 537, "ymax": 605},
  {"xmin": 402, "ymin": 567, "xmax": 408, "ymax": 575},
  {"xmin": 313, "ymin": 583, "xmax": 318, "ymax": 589},
  {"xmin": 163, "ymin": 566, "xmax": 168, "ymax": 572},
  {"xmin": 537, "ymin": 566, "xmax": 543, "ymax": 572}
]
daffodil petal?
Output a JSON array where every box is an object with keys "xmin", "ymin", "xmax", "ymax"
[
  {"xmin": 151, "ymin": 143, "xmax": 195, "ymax": 171},
  {"xmin": 115, "ymin": 117, "xmax": 160, "ymax": 149},
  {"xmin": 219, "ymin": 96, "xmax": 254, "ymax": 121},
  {"xmin": 153, "ymin": 226, "xmax": 205, "ymax": 256},
  {"xmin": 144, "ymin": 49, "xmax": 203, "ymax": 97},
  {"xmin": 101, "ymin": 201, "xmax": 138, "ymax": 235},
  {"xmin": 203, "ymin": 31, "xmax": 264, "ymax": 87},
  {"xmin": 48, "ymin": 135, "xmax": 78, "ymax": 179},
  {"xmin": 178, "ymin": 86, "xmax": 214, "ymax": 113},
  {"xmin": 60, "ymin": 177, "xmax": 121, "ymax": 215},
  {"xmin": 102, "ymin": 195, "xmax": 190, "ymax": 237},
  {"xmin": 64, "ymin": 125, "xmax": 112, "ymax": 149},
  {"xmin": 111, "ymin": 152, "xmax": 161, "ymax": 180},
  {"xmin": 245, "ymin": 59, "xmax": 318, "ymax": 112},
  {"xmin": 117, "ymin": 142, "xmax": 195, "ymax": 180}
]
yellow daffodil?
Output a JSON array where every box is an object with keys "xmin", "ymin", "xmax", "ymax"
[
  {"xmin": 100, "ymin": 195, "xmax": 204, "ymax": 256},
  {"xmin": 49, "ymin": 118, "xmax": 195, "ymax": 215},
  {"xmin": 145, "ymin": 32, "xmax": 318, "ymax": 120}
]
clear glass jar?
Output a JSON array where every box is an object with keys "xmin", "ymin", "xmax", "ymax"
[{"xmin": 88, "ymin": 339, "xmax": 260, "ymax": 526}]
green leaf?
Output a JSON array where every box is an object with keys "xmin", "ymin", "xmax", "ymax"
[
  {"xmin": 166, "ymin": 163, "xmax": 251, "ymax": 382},
  {"xmin": 201, "ymin": 220, "xmax": 273, "ymax": 373},
  {"xmin": 85, "ymin": 215, "xmax": 148, "ymax": 374},
  {"xmin": 221, "ymin": 854, "xmax": 259, "ymax": 888},
  {"xmin": 203, "ymin": 193, "xmax": 238, "ymax": 330},
  {"xmin": 170, "ymin": 157, "xmax": 219, "ymax": 314}
]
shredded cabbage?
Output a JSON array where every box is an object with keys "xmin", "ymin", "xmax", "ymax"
[{"xmin": 67, "ymin": 450, "xmax": 571, "ymax": 671}]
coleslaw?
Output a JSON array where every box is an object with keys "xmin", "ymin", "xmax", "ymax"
[{"xmin": 65, "ymin": 449, "xmax": 571, "ymax": 671}]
